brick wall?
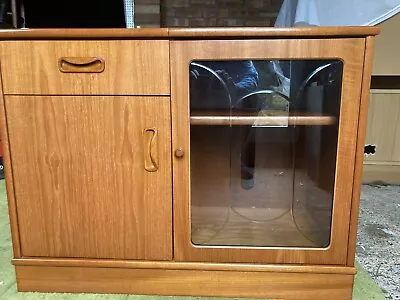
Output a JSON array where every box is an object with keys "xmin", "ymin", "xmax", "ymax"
[
  {"xmin": 160, "ymin": 0, "xmax": 283, "ymax": 27},
  {"xmin": 135, "ymin": 0, "xmax": 161, "ymax": 27},
  {"xmin": 134, "ymin": 0, "xmax": 283, "ymax": 28}
]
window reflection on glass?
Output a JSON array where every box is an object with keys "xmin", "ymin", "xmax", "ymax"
[{"xmin": 189, "ymin": 59, "xmax": 343, "ymax": 248}]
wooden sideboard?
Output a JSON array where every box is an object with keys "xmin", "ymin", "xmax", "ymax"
[{"xmin": 0, "ymin": 27, "xmax": 379, "ymax": 299}]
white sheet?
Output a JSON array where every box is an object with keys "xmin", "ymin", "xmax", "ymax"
[
  {"xmin": 275, "ymin": 0, "xmax": 400, "ymax": 26},
  {"xmin": 124, "ymin": 0, "xmax": 135, "ymax": 28}
]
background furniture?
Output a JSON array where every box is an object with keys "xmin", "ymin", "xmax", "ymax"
[
  {"xmin": 363, "ymin": 13, "xmax": 400, "ymax": 184},
  {"xmin": 0, "ymin": 27, "xmax": 378, "ymax": 299}
]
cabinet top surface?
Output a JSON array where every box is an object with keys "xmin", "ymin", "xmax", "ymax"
[{"xmin": 0, "ymin": 26, "xmax": 379, "ymax": 39}]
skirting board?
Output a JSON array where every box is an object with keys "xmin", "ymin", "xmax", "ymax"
[
  {"xmin": 362, "ymin": 163, "xmax": 400, "ymax": 184},
  {"xmin": 15, "ymin": 265, "xmax": 354, "ymax": 300}
]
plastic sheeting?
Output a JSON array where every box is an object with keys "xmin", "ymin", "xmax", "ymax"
[
  {"xmin": 124, "ymin": 0, "xmax": 135, "ymax": 28},
  {"xmin": 275, "ymin": 0, "xmax": 400, "ymax": 26}
]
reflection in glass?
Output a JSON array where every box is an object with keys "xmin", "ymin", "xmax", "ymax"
[{"xmin": 190, "ymin": 59, "xmax": 343, "ymax": 248}]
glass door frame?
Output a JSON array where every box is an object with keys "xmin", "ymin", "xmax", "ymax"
[{"xmin": 171, "ymin": 38, "xmax": 366, "ymax": 265}]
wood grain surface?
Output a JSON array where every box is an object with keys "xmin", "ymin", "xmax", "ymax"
[
  {"xmin": 0, "ymin": 27, "xmax": 379, "ymax": 39},
  {"xmin": 169, "ymin": 26, "xmax": 379, "ymax": 38},
  {"xmin": 0, "ymin": 40, "xmax": 170, "ymax": 95},
  {"xmin": 15, "ymin": 265, "xmax": 354, "ymax": 299},
  {"xmin": 0, "ymin": 28, "xmax": 169, "ymax": 39},
  {"xmin": 190, "ymin": 113, "xmax": 336, "ymax": 126},
  {"xmin": 347, "ymin": 36, "xmax": 375, "ymax": 266},
  {"xmin": 5, "ymin": 95, "xmax": 172, "ymax": 260},
  {"xmin": 171, "ymin": 38, "xmax": 366, "ymax": 264},
  {"xmin": 12, "ymin": 258, "xmax": 356, "ymax": 274},
  {"xmin": 0, "ymin": 65, "xmax": 21, "ymax": 257}
]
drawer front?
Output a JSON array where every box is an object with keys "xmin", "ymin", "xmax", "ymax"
[{"xmin": 0, "ymin": 40, "xmax": 170, "ymax": 95}]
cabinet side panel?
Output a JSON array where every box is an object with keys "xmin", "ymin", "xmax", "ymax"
[
  {"xmin": 0, "ymin": 65, "xmax": 21, "ymax": 257},
  {"xmin": 348, "ymin": 36, "xmax": 375, "ymax": 266}
]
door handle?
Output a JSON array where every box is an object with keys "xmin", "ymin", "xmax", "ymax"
[
  {"xmin": 58, "ymin": 57, "xmax": 105, "ymax": 73},
  {"xmin": 143, "ymin": 128, "xmax": 158, "ymax": 172}
]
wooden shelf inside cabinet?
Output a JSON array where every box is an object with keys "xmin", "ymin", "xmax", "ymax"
[{"xmin": 190, "ymin": 111, "xmax": 337, "ymax": 126}]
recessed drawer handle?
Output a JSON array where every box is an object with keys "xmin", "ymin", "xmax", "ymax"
[
  {"xmin": 143, "ymin": 128, "xmax": 158, "ymax": 172},
  {"xmin": 58, "ymin": 57, "xmax": 105, "ymax": 73}
]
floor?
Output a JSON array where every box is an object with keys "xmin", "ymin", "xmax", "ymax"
[
  {"xmin": 356, "ymin": 184, "xmax": 400, "ymax": 299},
  {"xmin": 0, "ymin": 180, "xmax": 389, "ymax": 300}
]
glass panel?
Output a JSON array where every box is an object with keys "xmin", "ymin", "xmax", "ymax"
[{"xmin": 190, "ymin": 60, "xmax": 343, "ymax": 248}]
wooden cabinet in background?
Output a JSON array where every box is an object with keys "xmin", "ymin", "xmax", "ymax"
[
  {"xmin": 363, "ymin": 13, "xmax": 400, "ymax": 184},
  {"xmin": 0, "ymin": 27, "xmax": 378, "ymax": 299},
  {"xmin": 363, "ymin": 90, "xmax": 400, "ymax": 184}
]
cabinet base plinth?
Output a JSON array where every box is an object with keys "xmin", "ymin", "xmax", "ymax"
[{"xmin": 15, "ymin": 265, "xmax": 354, "ymax": 299}]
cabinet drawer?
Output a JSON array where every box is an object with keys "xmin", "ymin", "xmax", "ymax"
[{"xmin": 0, "ymin": 40, "xmax": 170, "ymax": 95}]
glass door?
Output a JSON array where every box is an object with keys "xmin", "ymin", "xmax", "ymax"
[
  {"xmin": 171, "ymin": 39, "xmax": 366, "ymax": 264},
  {"xmin": 190, "ymin": 59, "xmax": 341, "ymax": 249}
]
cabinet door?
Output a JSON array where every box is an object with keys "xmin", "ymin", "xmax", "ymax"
[
  {"xmin": 363, "ymin": 90, "xmax": 400, "ymax": 184},
  {"xmin": 6, "ymin": 96, "xmax": 172, "ymax": 260},
  {"xmin": 171, "ymin": 39, "xmax": 366, "ymax": 264}
]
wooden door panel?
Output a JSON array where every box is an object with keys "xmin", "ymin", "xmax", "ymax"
[
  {"xmin": 171, "ymin": 38, "xmax": 366, "ymax": 264},
  {"xmin": 365, "ymin": 91, "xmax": 400, "ymax": 162},
  {"xmin": 6, "ymin": 96, "xmax": 172, "ymax": 260}
]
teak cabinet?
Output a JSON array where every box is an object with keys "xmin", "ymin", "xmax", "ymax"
[{"xmin": 0, "ymin": 27, "xmax": 379, "ymax": 299}]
